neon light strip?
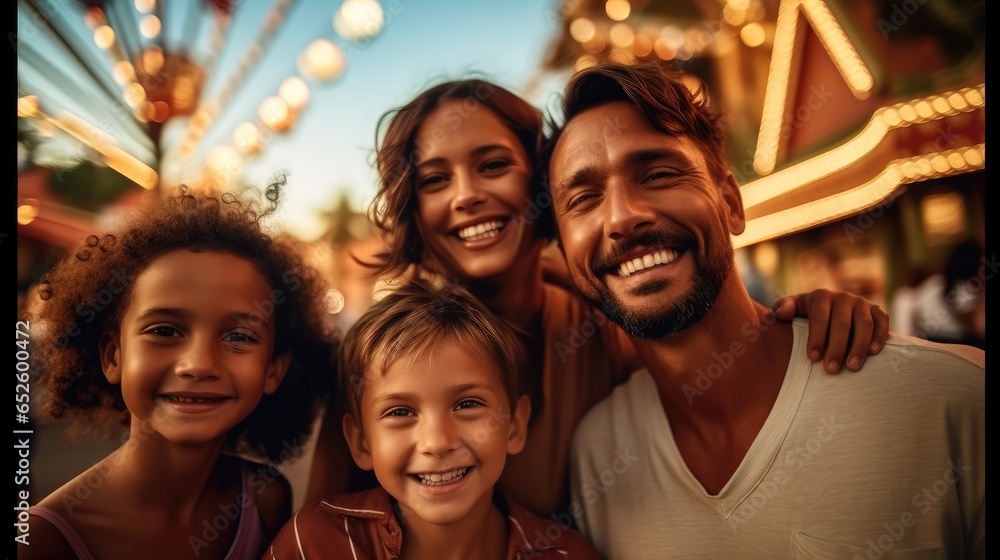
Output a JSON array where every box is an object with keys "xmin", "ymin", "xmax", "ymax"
[
  {"xmin": 742, "ymin": 84, "xmax": 984, "ymax": 210},
  {"xmin": 735, "ymin": 143, "xmax": 985, "ymax": 248}
]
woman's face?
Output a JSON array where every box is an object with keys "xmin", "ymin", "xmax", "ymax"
[{"xmin": 413, "ymin": 100, "xmax": 538, "ymax": 281}]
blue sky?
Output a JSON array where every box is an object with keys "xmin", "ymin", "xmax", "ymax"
[
  {"xmin": 18, "ymin": 0, "xmax": 569, "ymax": 240},
  {"xmin": 181, "ymin": 0, "xmax": 568, "ymax": 240}
]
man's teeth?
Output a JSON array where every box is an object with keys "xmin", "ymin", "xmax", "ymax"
[
  {"xmin": 617, "ymin": 249, "xmax": 678, "ymax": 277},
  {"xmin": 165, "ymin": 396, "xmax": 225, "ymax": 403},
  {"xmin": 457, "ymin": 220, "xmax": 504, "ymax": 241},
  {"xmin": 415, "ymin": 467, "xmax": 469, "ymax": 486}
]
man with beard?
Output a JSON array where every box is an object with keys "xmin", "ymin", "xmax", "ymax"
[{"xmin": 543, "ymin": 61, "xmax": 985, "ymax": 559}]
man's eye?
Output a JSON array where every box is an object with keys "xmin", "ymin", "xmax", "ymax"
[
  {"xmin": 568, "ymin": 193, "xmax": 597, "ymax": 209},
  {"xmin": 642, "ymin": 169, "xmax": 679, "ymax": 183}
]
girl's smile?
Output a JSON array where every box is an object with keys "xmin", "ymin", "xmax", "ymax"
[{"xmin": 102, "ymin": 250, "xmax": 288, "ymax": 446}]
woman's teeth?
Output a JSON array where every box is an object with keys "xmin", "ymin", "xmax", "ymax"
[
  {"xmin": 618, "ymin": 249, "xmax": 678, "ymax": 277},
  {"xmin": 457, "ymin": 220, "xmax": 504, "ymax": 241},
  {"xmin": 415, "ymin": 467, "xmax": 469, "ymax": 486}
]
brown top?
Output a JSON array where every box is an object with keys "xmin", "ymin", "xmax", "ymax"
[
  {"xmin": 497, "ymin": 283, "xmax": 634, "ymax": 519},
  {"xmin": 262, "ymin": 487, "xmax": 601, "ymax": 560}
]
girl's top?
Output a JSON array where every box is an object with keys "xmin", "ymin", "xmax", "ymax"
[{"xmin": 27, "ymin": 459, "xmax": 267, "ymax": 560}]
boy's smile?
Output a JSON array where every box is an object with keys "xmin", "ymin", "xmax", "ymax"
[{"xmin": 347, "ymin": 339, "xmax": 529, "ymax": 526}]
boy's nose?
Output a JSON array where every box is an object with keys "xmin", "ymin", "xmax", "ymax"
[{"xmin": 417, "ymin": 414, "xmax": 463, "ymax": 457}]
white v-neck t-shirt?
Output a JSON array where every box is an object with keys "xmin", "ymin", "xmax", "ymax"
[{"xmin": 569, "ymin": 319, "xmax": 984, "ymax": 559}]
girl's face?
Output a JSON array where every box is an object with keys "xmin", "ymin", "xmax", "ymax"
[
  {"xmin": 101, "ymin": 250, "xmax": 289, "ymax": 446},
  {"xmin": 413, "ymin": 101, "xmax": 539, "ymax": 281}
]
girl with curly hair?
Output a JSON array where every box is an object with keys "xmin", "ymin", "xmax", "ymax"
[{"xmin": 18, "ymin": 180, "xmax": 337, "ymax": 560}]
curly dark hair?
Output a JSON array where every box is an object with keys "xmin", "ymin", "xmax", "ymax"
[{"xmin": 24, "ymin": 178, "xmax": 338, "ymax": 463}]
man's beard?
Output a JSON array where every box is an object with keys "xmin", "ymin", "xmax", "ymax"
[{"xmin": 586, "ymin": 231, "xmax": 734, "ymax": 339}]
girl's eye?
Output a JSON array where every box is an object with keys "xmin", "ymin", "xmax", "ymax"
[
  {"xmin": 384, "ymin": 407, "xmax": 413, "ymax": 418},
  {"xmin": 224, "ymin": 332, "xmax": 256, "ymax": 344},
  {"xmin": 149, "ymin": 326, "xmax": 179, "ymax": 337},
  {"xmin": 455, "ymin": 399, "xmax": 485, "ymax": 411}
]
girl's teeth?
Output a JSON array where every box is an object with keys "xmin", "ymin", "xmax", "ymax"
[
  {"xmin": 166, "ymin": 396, "xmax": 224, "ymax": 403},
  {"xmin": 416, "ymin": 467, "xmax": 469, "ymax": 486},
  {"xmin": 618, "ymin": 249, "xmax": 678, "ymax": 277}
]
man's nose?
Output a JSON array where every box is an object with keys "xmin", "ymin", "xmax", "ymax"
[{"xmin": 605, "ymin": 181, "xmax": 655, "ymax": 239}]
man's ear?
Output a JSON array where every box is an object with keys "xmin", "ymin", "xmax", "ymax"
[
  {"xmin": 720, "ymin": 172, "xmax": 746, "ymax": 236},
  {"xmin": 505, "ymin": 395, "xmax": 532, "ymax": 456},
  {"xmin": 99, "ymin": 332, "xmax": 122, "ymax": 385},
  {"xmin": 343, "ymin": 413, "xmax": 374, "ymax": 471},
  {"xmin": 263, "ymin": 352, "xmax": 292, "ymax": 394}
]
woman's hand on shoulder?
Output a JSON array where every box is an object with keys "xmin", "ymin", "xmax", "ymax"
[{"xmin": 772, "ymin": 289, "xmax": 890, "ymax": 374}]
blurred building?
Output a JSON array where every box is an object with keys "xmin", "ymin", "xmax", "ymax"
[{"xmin": 536, "ymin": 0, "xmax": 985, "ymax": 331}]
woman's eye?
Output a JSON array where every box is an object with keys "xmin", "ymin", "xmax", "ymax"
[
  {"xmin": 417, "ymin": 175, "xmax": 445, "ymax": 189},
  {"xmin": 481, "ymin": 160, "xmax": 510, "ymax": 173},
  {"xmin": 455, "ymin": 399, "xmax": 484, "ymax": 411}
]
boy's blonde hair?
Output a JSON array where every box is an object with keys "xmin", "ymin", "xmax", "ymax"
[{"xmin": 339, "ymin": 277, "xmax": 528, "ymax": 421}]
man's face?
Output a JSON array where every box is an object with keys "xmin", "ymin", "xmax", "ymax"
[{"xmin": 548, "ymin": 101, "xmax": 744, "ymax": 339}]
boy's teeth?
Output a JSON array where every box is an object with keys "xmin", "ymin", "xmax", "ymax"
[
  {"xmin": 165, "ymin": 396, "xmax": 225, "ymax": 403},
  {"xmin": 416, "ymin": 467, "xmax": 469, "ymax": 486},
  {"xmin": 457, "ymin": 220, "xmax": 504, "ymax": 241},
  {"xmin": 618, "ymin": 249, "xmax": 678, "ymax": 277}
]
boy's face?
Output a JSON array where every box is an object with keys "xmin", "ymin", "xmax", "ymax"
[
  {"xmin": 101, "ymin": 250, "xmax": 289, "ymax": 446},
  {"xmin": 344, "ymin": 339, "xmax": 529, "ymax": 526}
]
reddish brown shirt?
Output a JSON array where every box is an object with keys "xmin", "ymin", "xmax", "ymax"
[{"xmin": 262, "ymin": 487, "xmax": 601, "ymax": 560}]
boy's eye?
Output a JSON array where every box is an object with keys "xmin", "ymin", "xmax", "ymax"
[
  {"xmin": 455, "ymin": 398, "xmax": 485, "ymax": 411},
  {"xmin": 384, "ymin": 407, "xmax": 413, "ymax": 418}
]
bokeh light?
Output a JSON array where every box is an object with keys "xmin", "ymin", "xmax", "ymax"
[
  {"xmin": 334, "ymin": 0, "xmax": 385, "ymax": 42},
  {"xmin": 605, "ymin": 0, "xmax": 631, "ymax": 21},
  {"xmin": 279, "ymin": 76, "xmax": 310, "ymax": 110},
  {"xmin": 298, "ymin": 39, "xmax": 346, "ymax": 81}
]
